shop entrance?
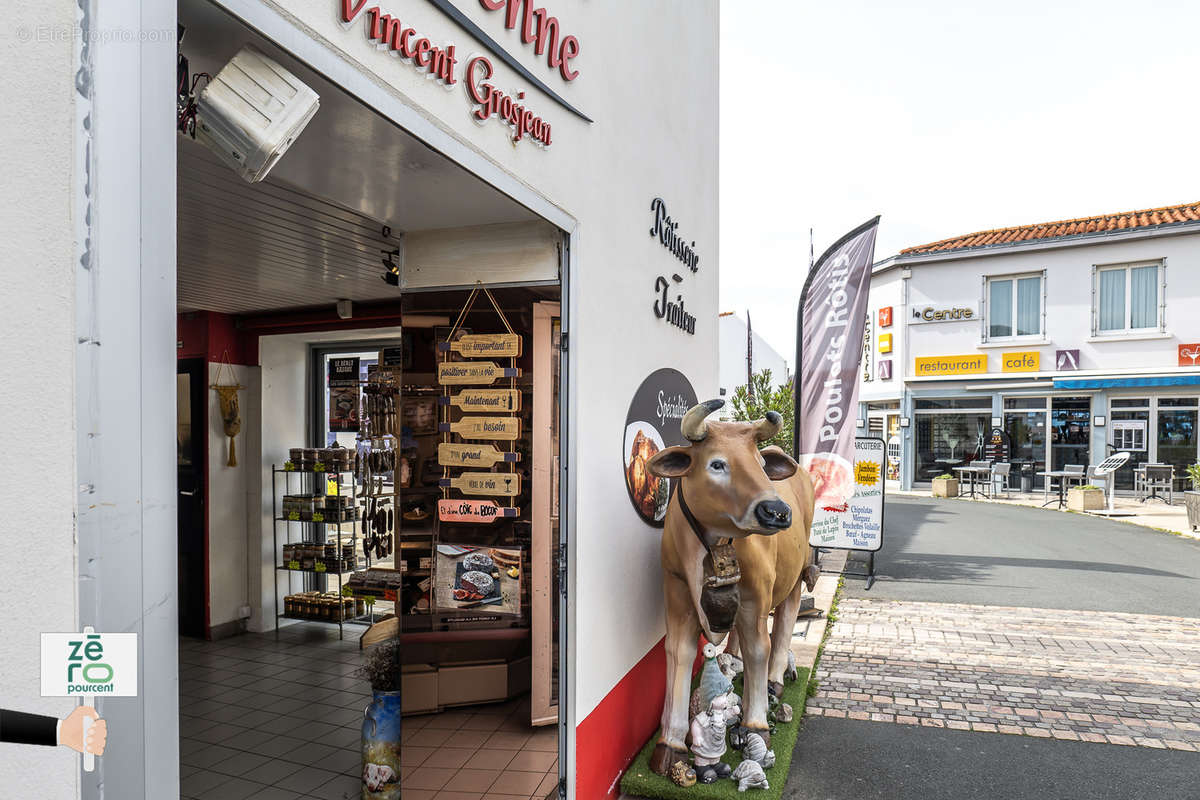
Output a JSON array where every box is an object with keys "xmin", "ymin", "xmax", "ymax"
[
  {"xmin": 172, "ymin": 2, "xmax": 568, "ymax": 797},
  {"xmin": 176, "ymin": 358, "xmax": 207, "ymax": 638}
]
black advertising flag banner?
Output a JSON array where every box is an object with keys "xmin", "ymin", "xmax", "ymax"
[
  {"xmin": 794, "ymin": 217, "xmax": 880, "ymax": 547},
  {"xmin": 328, "ymin": 357, "xmax": 360, "ymax": 433}
]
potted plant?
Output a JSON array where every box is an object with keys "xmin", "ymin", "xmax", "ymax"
[
  {"xmin": 1185, "ymin": 464, "xmax": 1200, "ymax": 532},
  {"xmin": 1067, "ymin": 484, "xmax": 1105, "ymax": 512},
  {"xmin": 932, "ymin": 473, "xmax": 959, "ymax": 498},
  {"xmin": 357, "ymin": 639, "xmax": 403, "ymax": 800}
]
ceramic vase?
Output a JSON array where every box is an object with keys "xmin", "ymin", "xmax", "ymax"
[{"xmin": 362, "ymin": 690, "xmax": 403, "ymax": 799}]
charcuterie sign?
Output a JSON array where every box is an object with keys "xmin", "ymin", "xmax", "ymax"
[
  {"xmin": 438, "ymin": 498, "xmax": 520, "ymax": 523},
  {"xmin": 437, "ymin": 361, "xmax": 522, "ymax": 385},
  {"xmin": 438, "ymin": 442, "xmax": 520, "ymax": 467},
  {"xmin": 439, "ymin": 416, "xmax": 521, "ymax": 440},
  {"xmin": 438, "ymin": 333, "xmax": 522, "ymax": 358},
  {"xmin": 439, "ymin": 472, "xmax": 522, "ymax": 497},
  {"xmin": 439, "ymin": 389, "xmax": 522, "ymax": 412}
]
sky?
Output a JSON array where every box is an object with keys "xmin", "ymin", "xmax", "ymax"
[{"xmin": 720, "ymin": 0, "xmax": 1200, "ymax": 368}]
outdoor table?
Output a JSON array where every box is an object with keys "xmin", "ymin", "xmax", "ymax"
[
  {"xmin": 1038, "ymin": 470, "xmax": 1075, "ymax": 509},
  {"xmin": 953, "ymin": 465, "xmax": 992, "ymax": 499}
]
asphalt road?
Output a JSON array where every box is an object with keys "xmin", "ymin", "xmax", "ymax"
[
  {"xmin": 840, "ymin": 495, "xmax": 1200, "ymax": 616},
  {"xmin": 784, "ymin": 497, "xmax": 1200, "ymax": 800},
  {"xmin": 784, "ymin": 717, "xmax": 1199, "ymax": 800}
]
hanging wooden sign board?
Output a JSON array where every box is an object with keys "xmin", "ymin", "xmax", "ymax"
[
  {"xmin": 437, "ymin": 361, "xmax": 522, "ymax": 385},
  {"xmin": 438, "ymin": 498, "xmax": 520, "ymax": 523},
  {"xmin": 438, "ymin": 333, "xmax": 523, "ymax": 358},
  {"xmin": 438, "ymin": 442, "xmax": 521, "ymax": 467},
  {"xmin": 439, "ymin": 416, "xmax": 521, "ymax": 440},
  {"xmin": 439, "ymin": 388, "xmax": 522, "ymax": 413},
  {"xmin": 440, "ymin": 472, "xmax": 522, "ymax": 497}
]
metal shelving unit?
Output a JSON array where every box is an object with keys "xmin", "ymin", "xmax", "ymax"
[{"xmin": 271, "ymin": 465, "xmax": 359, "ymax": 640}]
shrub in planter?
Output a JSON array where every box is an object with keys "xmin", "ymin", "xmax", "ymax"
[
  {"xmin": 1067, "ymin": 484, "xmax": 1105, "ymax": 512},
  {"xmin": 932, "ymin": 473, "xmax": 959, "ymax": 498}
]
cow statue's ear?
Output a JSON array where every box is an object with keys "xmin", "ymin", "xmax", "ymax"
[
  {"xmin": 759, "ymin": 446, "xmax": 798, "ymax": 480},
  {"xmin": 647, "ymin": 446, "xmax": 693, "ymax": 478}
]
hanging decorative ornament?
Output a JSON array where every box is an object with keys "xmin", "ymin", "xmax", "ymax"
[{"xmin": 211, "ymin": 353, "xmax": 244, "ymax": 467}]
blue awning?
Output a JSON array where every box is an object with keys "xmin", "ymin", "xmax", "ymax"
[{"xmin": 1054, "ymin": 375, "xmax": 1200, "ymax": 389}]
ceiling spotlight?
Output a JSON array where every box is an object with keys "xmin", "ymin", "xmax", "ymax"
[{"xmin": 381, "ymin": 248, "xmax": 400, "ymax": 287}]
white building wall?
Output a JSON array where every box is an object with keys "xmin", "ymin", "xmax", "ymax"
[
  {"xmin": 0, "ymin": 1, "xmax": 80, "ymax": 798},
  {"xmin": 859, "ymin": 269, "xmax": 904, "ymax": 404},
  {"xmin": 718, "ymin": 313, "xmax": 789, "ymax": 398},
  {"xmin": 903, "ymin": 231, "xmax": 1200, "ymax": 376}
]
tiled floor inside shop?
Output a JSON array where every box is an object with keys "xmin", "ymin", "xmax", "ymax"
[{"xmin": 180, "ymin": 623, "xmax": 557, "ymax": 800}]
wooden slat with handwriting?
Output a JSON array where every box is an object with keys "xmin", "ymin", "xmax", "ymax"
[
  {"xmin": 437, "ymin": 361, "xmax": 522, "ymax": 385},
  {"xmin": 438, "ymin": 442, "xmax": 521, "ymax": 468},
  {"xmin": 438, "ymin": 333, "xmax": 522, "ymax": 358},
  {"xmin": 438, "ymin": 416, "xmax": 521, "ymax": 441},
  {"xmin": 438, "ymin": 389, "xmax": 522, "ymax": 413},
  {"xmin": 439, "ymin": 472, "xmax": 522, "ymax": 497}
]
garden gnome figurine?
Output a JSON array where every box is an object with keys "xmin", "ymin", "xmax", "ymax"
[
  {"xmin": 690, "ymin": 642, "xmax": 734, "ymax": 718},
  {"xmin": 690, "ymin": 692, "xmax": 739, "ymax": 783}
]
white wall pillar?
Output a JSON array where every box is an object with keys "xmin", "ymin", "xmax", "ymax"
[{"xmin": 77, "ymin": 2, "xmax": 179, "ymax": 798}]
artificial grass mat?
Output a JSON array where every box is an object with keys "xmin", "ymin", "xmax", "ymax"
[{"xmin": 619, "ymin": 666, "xmax": 810, "ymax": 799}]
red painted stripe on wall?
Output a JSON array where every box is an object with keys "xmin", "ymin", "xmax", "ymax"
[{"xmin": 575, "ymin": 637, "xmax": 705, "ymax": 799}]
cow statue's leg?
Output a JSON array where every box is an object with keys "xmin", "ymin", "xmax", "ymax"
[
  {"xmin": 650, "ymin": 574, "xmax": 700, "ymax": 776},
  {"xmin": 733, "ymin": 602, "xmax": 773, "ymax": 747},
  {"xmin": 768, "ymin": 576, "xmax": 806, "ymax": 692}
]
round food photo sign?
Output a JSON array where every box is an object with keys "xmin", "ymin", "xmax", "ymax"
[{"xmin": 623, "ymin": 368, "xmax": 698, "ymax": 526}]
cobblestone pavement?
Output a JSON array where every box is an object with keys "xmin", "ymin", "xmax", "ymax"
[{"xmin": 806, "ymin": 599, "xmax": 1200, "ymax": 752}]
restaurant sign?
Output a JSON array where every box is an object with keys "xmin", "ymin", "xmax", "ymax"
[{"xmin": 913, "ymin": 354, "xmax": 986, "ymax": 376}]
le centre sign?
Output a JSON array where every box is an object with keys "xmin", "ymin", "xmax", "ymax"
[{"xmin": 910, "ymin": 304, "xmax": 977, "ymax": 324}]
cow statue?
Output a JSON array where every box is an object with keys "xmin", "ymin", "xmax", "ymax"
[{"xmin": 647, "ymin": 399, "xmax": 818, "ymax": 776}]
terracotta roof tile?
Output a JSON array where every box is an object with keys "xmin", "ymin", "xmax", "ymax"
[{"xmin": 899, "ymin": 200, "xmax": 1200, "ymax": 255}]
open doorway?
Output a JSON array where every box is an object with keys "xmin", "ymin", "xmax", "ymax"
[{"xmin": 174, "ymin": 2, "xmax": 566, "ymax": 798}]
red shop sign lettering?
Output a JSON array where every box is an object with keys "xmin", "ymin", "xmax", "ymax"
[{"xmin": 478, "ymin": 0, "xmax": 581, "ymax": 81}]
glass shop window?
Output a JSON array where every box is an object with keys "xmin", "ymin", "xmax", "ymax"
[
  {"xmin": 914, "ymin": 397, "xmax": 993, "ymax": 410},
  {"xmin": 1003, "ymin": 396, "xmax": 1047, "ymax": 410}
]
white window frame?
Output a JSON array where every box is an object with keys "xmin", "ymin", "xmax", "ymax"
[
  {"xmin": 981, "ymin": 270, "xmax": 1045, "ymax": 342},
  {"xmin": 1091, "ymin": 260, "xmax": 1165, "ymax": 336}
]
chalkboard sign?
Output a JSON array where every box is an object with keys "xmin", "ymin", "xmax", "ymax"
[{"xmin": 984, "ymin": 427, "xmax": 1011, "ymax": 462}]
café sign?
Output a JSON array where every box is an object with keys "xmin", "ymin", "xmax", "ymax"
[{"xmin": 910, "ymin": 304, "xmax": 977, "ymax": 324}]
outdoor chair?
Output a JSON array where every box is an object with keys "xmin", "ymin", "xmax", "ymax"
[
  {"xmin": 1087, "ymin": 465, "xmax": 1111, "ymax": 497},
  {"xmin": 1141, "ymin": 464, "xmax": 1174, "ymax": 504},
  {"xmin": 989, "ymin": 462, "xmax": 1012, "ymax": 499},
  {"xmin": 1063, "ymin": 464, "xmax": 1086, "ymax": 489}
]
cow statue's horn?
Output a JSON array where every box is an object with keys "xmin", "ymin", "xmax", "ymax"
[
  {"xmin": 681, "ymin": 399, "xmax": 725, "ymax": 442},
  {"xmin": 754, "ymin": 411, "xmax": 782, "ymax": 442}
]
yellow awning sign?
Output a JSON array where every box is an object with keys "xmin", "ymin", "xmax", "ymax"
[
  {"xmin": 1001, "ymin": 351, "xmax": 1040, "ymax": 372},
  {"xmin": 913, "ymin": 354, "xmax": 986, "ymax": 376}
]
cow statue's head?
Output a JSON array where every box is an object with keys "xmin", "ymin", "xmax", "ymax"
[{"xmin": 647, "ymin": 399, "xmax": 798, "ymax": 536}]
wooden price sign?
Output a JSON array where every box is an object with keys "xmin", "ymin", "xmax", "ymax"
[
  {"xmin": 437, "ymin": 361, "xmax": 522, "ymax": 385},
  {"xmin": 439, "ymin": 388, "xmax": 522, "ymax": 413},
  {"xmin": 438, "ymin": 416, "xmax": 521, "ymax": 440},
  {"xmin": 438, "ymin": 442, "xmax": 521, "ymax": 467},
  {"xmin": 438, "ymin": 498, "xmax": 520, "ymax": 523},
  {"xmin": 438, "ymin": 333, "xmax": 522, "ymax": 358},
  {"xmin": 439, "ymin": 471, "xmax": 522, "ymax": 497}
]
